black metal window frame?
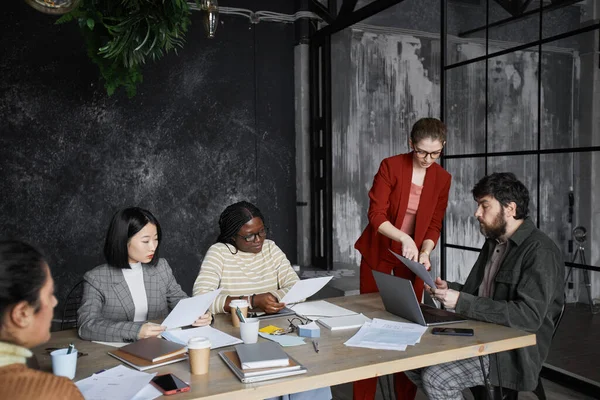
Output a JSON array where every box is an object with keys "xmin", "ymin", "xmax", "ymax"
[
  {"xmin": 308, "ymin": 0, "xmax": 600, "ymax": 278},
  {"xmin": 439, "ymin": 0, "xmax": 600, "ymax": 279}
]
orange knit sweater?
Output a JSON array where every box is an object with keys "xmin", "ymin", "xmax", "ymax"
[{"xmin": 0, "ymin": 362, "xmax": 83, "ymax": 399}]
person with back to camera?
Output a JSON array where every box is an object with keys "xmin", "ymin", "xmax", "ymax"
[
  {"xmin": 78, "ymin": 207, "xmax": 211, "ymax": 342},
  {"xmin": 0, "ymin": 240, "xmax": 83, "ymax": 399},
  {"xmin": 193, "ymin": 201, "xmax": 332, "ymax": 400},
  {"xmin": 353, "ymin": 118, "xmax": 451, "ymax": 400}
]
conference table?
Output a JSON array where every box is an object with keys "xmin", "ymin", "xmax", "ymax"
[{"xmin": 34, "ymin": 293, "xmax": 535, "ymax": 399}]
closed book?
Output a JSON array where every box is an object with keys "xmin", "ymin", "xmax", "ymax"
[
  {"xmin": 219, "ymin": 350, "xmax": 307, "ymax": 383},
  {"xmin": 108, "ymin": 349, "xmax": 188, "ymax": 371},
  {"xmin": 317, "ymin": 313, "xmax": 371, "ymax": 331},
  {"xmin": 119, "ymin": 337, "xmax": 186, "ymax": 362},
  {"xmin": 234, "ymin": 342, "xmax": 289, "ymax": 370}
]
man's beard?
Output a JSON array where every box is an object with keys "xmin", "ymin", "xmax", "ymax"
[{"xmin": 479, "ymin": 208, "xmax": 507, "ymax": 240}]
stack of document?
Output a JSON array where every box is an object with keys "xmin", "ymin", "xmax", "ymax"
[
  {"xmin": 291, "ymin": 300, "xmax": 358, "ymax": 321},
  {"xmin": 318, "ymin": 313, "xmax": 371, "ymax": 331},
  {"xmin": 76, "ymin": 365, "xmax": 161, "ymax": 400},
  {"xmin": 219, "ymin": 342, "xmax": 307, "ymax": 383},
  {"xmin": 344, "ymin": 318, "xmax": 428, "ymax": 351}
]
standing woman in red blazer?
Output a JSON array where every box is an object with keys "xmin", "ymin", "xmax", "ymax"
[{"xmin": 353, "ymin": 118, "xmax": 451, "ymax": 400}]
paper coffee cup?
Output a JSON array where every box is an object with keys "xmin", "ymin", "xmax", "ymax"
[
  {"xmin": 188, "ymin": 336, "xmax": 211, "ymax": 375},
  {"xmin": 230, "ymin": 299, "xmax": 249, "ymax": 328},
  {"xmin": 50, "ymin": 348, "xmax": 78, "ymax": 380}
]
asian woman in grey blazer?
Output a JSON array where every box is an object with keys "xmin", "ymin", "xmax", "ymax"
[{"xmin": 77, "ymin": 207, "xmax": 211, "ymax": 342}]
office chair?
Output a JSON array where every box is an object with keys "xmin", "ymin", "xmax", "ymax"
[
  {"xmin": 60, "ymin": 280, "xmax": 85, "ymax": 331},
  {"xmin": 470, "ymin": 295, "xmax": 566, "ymax": 400}
]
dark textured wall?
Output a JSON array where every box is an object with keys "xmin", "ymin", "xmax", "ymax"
[{"xmin": 0, "ymin": 1, "xmax": 296, "ymax": 312}]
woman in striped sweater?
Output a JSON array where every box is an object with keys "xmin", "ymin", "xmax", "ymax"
[
  {"xmin": 193, "ymin": 201, "xmax": 299, "ymax": 315},
  {"xmin": 193, "ymin": 201, "xmax": 331, "ymax": 400}
]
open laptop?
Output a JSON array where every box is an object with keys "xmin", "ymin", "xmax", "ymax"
[{"xmin": 372, "ymin": 270, "xmax": 466, "ymax": 326}]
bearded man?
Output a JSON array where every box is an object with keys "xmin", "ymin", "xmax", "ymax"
[{"xmin": 406, "ymin": 172, "xmax": 564, "ymax": 399}]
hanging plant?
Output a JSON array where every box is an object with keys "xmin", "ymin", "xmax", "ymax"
[{"xmin": 57, "ymin": 0, "xmax": 197, "ymax": 96}]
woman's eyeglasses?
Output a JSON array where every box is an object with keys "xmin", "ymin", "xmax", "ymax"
[
  {"xmin": 237, "ymin": 228, "xmax": 268, "ymax": 242},
  {"xmin": 413, "ymin": 146, "xmax": 443, "ymax": 159}
]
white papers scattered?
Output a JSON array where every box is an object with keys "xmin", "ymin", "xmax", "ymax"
[
  {"xmin": 389, "ymin": 250, "xmax": 436, "ymax": 288},
  {"xmin": 92, "ymin": 341, "xmax": 128, "ymax": 348},
  {"xmin": 161, "ymin": 289, "xmax": 222, "ymax": 329},
  {"xmin": 76, "ymin": 365, "xmax": 160, "ymax": 400},
  {"xmin": 344, "ymin": 318, "xmax": 427, "ymax": 351},
  {"xmin": 162, "ymin": 325, "xmax": 242, "ymax": 349},
  {"xmin": 290, "ymin": 300, "xmax": 357, "ymax": 320},
  {"xmin": 280, "ymin": 277, "xmax": 333, "ymax": 304}
]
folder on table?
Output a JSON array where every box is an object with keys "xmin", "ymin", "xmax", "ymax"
[
  {"xmin": 317, "ymin": 313, "xmax": 371, "ymax": 331},
  {"xmin": 108, "ymin": 349, "xmax": 188, "ymax": 371},
  {"xmin": 219, "ymin": 350, "xmax": 307, "ymax": 383},
  {"xmin": 234, "ymin": 342, "xmax": 290, "ymax": 370},
  {"xmin": 118, "ymin": 337, "xmax": 186, "ymax": 362}
]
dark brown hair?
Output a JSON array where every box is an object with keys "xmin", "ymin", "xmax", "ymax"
[
  {"xmin": 0, "ymin": 240, "xmax": 47, "ymax": 323},
  {"xmin": 410, "ymin": 118, "xmax": 447, "ymax": 144}
]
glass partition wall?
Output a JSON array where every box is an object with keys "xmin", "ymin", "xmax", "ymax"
[{"xmin": 442, "ymin": 0, "xmax": 600, "ymax": 392}]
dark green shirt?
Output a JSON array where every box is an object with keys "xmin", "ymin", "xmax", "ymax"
[{"xmin": 448, "ymin": 218, "xmax": 564, "ymax": 391}]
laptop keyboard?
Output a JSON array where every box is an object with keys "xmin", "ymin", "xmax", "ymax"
[{"xmin": 420, "ymin": 305, "xmax": 463, "ymax": 323}]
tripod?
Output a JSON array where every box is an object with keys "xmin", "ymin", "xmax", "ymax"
[{"xmin": 565, "ymin": 241, "xmax": 597, "ymax": 314}]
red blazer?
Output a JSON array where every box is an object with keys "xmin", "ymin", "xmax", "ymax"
[{"xmin": 355, "ymin": 152, "xmax": 451, "ymax": 271}]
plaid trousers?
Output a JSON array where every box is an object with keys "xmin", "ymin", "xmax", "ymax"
[{"xmin": 405, "ymin": 355, "xmax": 489, "ymax": 400}]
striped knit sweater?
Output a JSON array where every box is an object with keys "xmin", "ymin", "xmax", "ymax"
[
  {"xmin": 0, "ymin": 342, "xmax": 83, "ymax": 400},
  {"xmin": 193, "ymin": 239, "xmax": 300, "ymax": 314}
]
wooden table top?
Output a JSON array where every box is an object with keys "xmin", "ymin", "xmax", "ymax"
[{"xmin": 34, "ymin": 293, "xmax": 536, "ymax": 399}]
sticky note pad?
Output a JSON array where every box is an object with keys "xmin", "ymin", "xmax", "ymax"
[
  {"xmin": 259, "ymin": 325, "xmax": 285, "ymax": 335},
  {"xmin": 298, "ymin": 321, "xmax": 320, "ymax": 338}
]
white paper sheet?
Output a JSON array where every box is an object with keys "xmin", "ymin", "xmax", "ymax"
[
  {"xmin": 161, "ymin": 325, "xmax": 242, "ymax": 349},
  {"xmin": 280, "ymin": 277, "xmax": 333, "ymax": 304},
  {"xmin": 360, "ymin": 318, "xmax": 427, "ymax": 346},
  {"xmin": 76, "ymin": 366, "xmax": 158, "ymax": 400},
  {"xmin": 344, "ymin": 322, "xmax": 408, "ymax": 351},
  {"xmin": 290, "ymin": 300, "xmax": 357, "ymax": 320},
  {"xmin": 161, "ymin": 288, "xmax": 222, "ymax": 329},
  {"xmin": 389, "ymin": 250, "xmax": 437, "ymax": 288},
  {"xmin": 259, "ymin": 332, "xmax": 306, "ymax": 347}
]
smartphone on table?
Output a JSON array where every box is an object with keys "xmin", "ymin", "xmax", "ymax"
[
  {"xmin": 431, "ymin": 327, "xmax": 474, "ymax": 336},
  {"xmin": 151, "ymin": 373, "xmax": 191, "ymax": 395}
]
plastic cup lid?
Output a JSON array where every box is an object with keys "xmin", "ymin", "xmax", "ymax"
[
  {"xmin": 230, "ymin": 299, "xmax": 249, "ymax": 307},
  {"xmin": 188, "ymin": 336, "xmax": 211, "ymax": 349}
]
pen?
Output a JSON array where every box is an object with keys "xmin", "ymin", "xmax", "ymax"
[
  {"xmin": 66, "ymin": 343, "xmax": 75, "ymax": 355},
  {"xmin": 235, "ymin": 307, "xmax": 247, "ymax": 323},
  {"xmin": 312, "ymin": 340, "xmax": 319, "ymax": 353}
]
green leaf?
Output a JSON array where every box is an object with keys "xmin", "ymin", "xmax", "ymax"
[
  {"xmin": 65, "ymin": 0, "xmax": 194, "ymax": 96},
  {"xmin": 55, "ymin": 13, "xmax": 75, "ymax": 25}
]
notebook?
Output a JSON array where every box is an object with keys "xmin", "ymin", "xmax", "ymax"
[
  {"xmin": 118, "ymin": 337, "xmax": 186, "ymax": 362},
  {"xmin": 234, "ymin": 342, "xmax": 289, "ymax": 370},
  {"xmin": 108, "ymin": 349, "xmax": 188, "ymax": 371},
  {"xmin": 219, "ymin": 350, "xmax": 306, "ymax": 383},
  {"xmin": 317, "ymin": 313, "xmax": 371, "ymax": 331},
  {"xmin": 372, "ymin": 270, "xmax": 466, "ymax": 326}
]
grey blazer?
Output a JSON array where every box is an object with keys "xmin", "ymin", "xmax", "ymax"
[{"xmin": 77, "ymin": 258, "xmax": 188, "ymax": 342}]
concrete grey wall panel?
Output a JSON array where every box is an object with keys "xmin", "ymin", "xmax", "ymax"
[{"xmin": 0, "ymin": 1, "xmax": 296, "ymax": 311}]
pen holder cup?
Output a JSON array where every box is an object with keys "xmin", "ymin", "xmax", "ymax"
[
  {"xmin": 50, "ymin": 348, "xmax": 78, "ymax": 379},
  {"xmin": 239, "ymin": 318, "xmax": 260, "ymax": 344}
]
